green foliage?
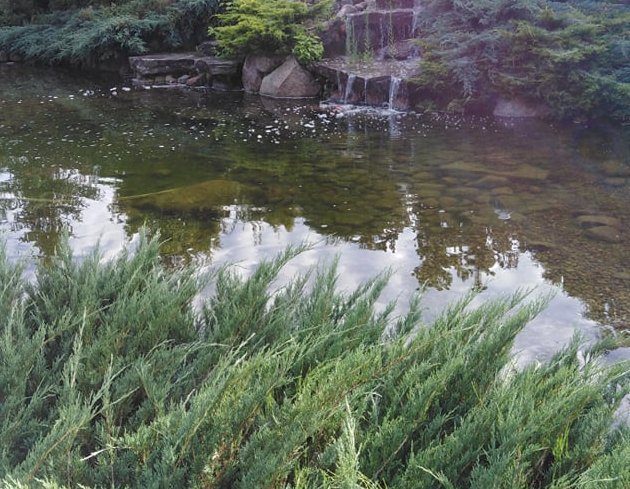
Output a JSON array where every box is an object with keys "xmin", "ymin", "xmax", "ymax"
[
  {"xmin": 0, "ymin": 233, "xmax": 628, "ymax": 487},
  {"xmin": 415, "ymin": 0, "xmax": 630, "ymax": 120},
  {"xmin": 293, "ymin": 30, "xmax": 324, "ymax": 64},
  {"xmin": 211, "ymin": 0, "xmax": 330, "ymax": 63},
  {"xmin": 0, "ymin": 0, "xmax": 221, "ymax": 66}
]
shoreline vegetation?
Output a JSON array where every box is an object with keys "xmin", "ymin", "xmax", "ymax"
[
  {"xmin": 0, "ymin": 0, "xmax": 628, "ymax": 121},
  {"xmin": 0, "ymin": 233, "xmax": 628, "ymax": 487}
]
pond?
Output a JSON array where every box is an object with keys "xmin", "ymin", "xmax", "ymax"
[{"xmin": 1, "ymin": 65, "xmax": 628, "ymax": 364}]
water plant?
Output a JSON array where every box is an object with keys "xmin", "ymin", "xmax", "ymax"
[{"xmin": 0, "ymin": 232, "xmax": 628, "ymax": 487}]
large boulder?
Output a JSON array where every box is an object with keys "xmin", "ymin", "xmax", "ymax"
[
  {"xmin": 242, "ymin": 54, "xmax": 286, "ymax": 93},
  {"xmin": 260, "ymin": 57, "xmax": 321, "ymax": 99}
]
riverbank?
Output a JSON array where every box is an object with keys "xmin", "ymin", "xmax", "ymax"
[{"xmin": 1, "ymin": 0, "xmax": 628, "ymax": 120}]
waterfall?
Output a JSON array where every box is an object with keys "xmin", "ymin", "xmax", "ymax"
[
  {"xmin": 364, "ymin": 78, "xmax": 368, "ymax": 105},
  {"xmin": 344, "ymin": 74, "xmax": 357, "ymax": 104},
  {"xmin": 412, "ymin": 10, "xmax": 420, "ymax": 36},
  {"xmin": 388, "ymin": 77, "xmax": 401, "ymax": 109},
  {"xmin": 345, "ymin": 16, "xmax": 354, "ymax": 56}
]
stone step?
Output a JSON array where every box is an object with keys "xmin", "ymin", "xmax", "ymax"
[
  {"xmin": 129, "ymin": 52, "xmax": 243, "ymax": 90},
  {"xmin": 129, "ymin": 53, "xmax": 196, "ymax": 77},
  {"xmin": 313, "ymin": 58, "xmax": 420, "ymax": 110}
]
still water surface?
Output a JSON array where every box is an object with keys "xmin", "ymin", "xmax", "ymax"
[{"xmin": 1, "ymin": 66, "xmax": 628, "ymax": 363}]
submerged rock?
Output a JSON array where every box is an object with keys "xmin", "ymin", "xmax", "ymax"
[
  {"xmin": 260, "ymin": 57, "xmax": 320, "ymax": 99},
  {"xmin": 602, "ymin": 177, "xmax": 627, "ymax": 187},
  {"xmin": 584, "ymin": 226, "xmax": 622, "ymax": 244},
  {"xmin": 242, "ymin": 54, "xmax": 286, "ymax": 93},
  {"xmin": 576, "ymin": 215, "xmax": 622, "ymax": 229},
  {"xmin": 124, "ymin": 180, "xmax": 258, "ymax": 214}
]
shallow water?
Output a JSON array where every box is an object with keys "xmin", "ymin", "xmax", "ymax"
[{"xmin": 1, "ymin": 65, "xmax": 628, "ymax": 363}]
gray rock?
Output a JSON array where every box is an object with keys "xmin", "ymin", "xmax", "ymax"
[
  {"xmin": 377, "ymin": 39, "xmax": 421, "ymax": 61},
  {"xmin": 602, "ymin": 177, "xmax": 626, "ymax": 187},
  {"xmin": 584, "ymin": 226, "xmax": 622, "ymax": 244},
  {"xmin": 186, "ymin": 75, "xmax": 204, "ymax": 87},
  {"xmin": 177, "ymin": 74, "xmax": 191, "ymax": 84},
  {"xmin": 602, "ymin": 160, "xmax": 630, "ymax": 177},
  {"xmin": 129, "ymin": 53, "xmax": 196, "ymax": 77},
  {"xmin": 0, "ymin": 51, "xmax": 8, "ymax": 63},
  {"xmin": 320, "ymin": 18, "xmax": 347, "ymax": 57},
  {"xmin": 165, "ymin": 74, "xmax": 176, "ymax": 84},
  {"xmin": 197, "ymin": 40, "xmax": 220, "ymax": 56},
  {"xmin": 493, "ymin": 97, "xmax": 550, "ymax": 118},
  {"xmin": 194, "ymin": 56, "xmax": 241, "ymax": 76},
  {"xmin": 336, "ymin": 4, "xmax": 359, "ymax": 18},
  {"xmin": 260, "ymin": 57, "xmax": 320, "ymax": 99},
  {"xmin": 8, "ymin": 52, "xmax": 22, "ymax": 62},
  {"xmin": 242, "ymin": 54, "xmax": 286, "ymax": 93},
  {"xmin": 576, "ymin": 215, "xmax": 622, "ymax": 229},
  {"xmin": 375, "ymin": 0, "xmax": 414, "ymax": 8}
]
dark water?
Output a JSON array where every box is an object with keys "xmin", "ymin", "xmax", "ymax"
[{"xmin": 1, "ymin": 65, "xmax": 628, "ymax": 364}]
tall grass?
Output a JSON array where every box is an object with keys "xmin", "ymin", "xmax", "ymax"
[{"xmin": 0, "ymin": 233, "xmax": 628, "ymax": 488}]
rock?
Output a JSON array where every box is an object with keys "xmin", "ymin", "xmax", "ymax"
[
  {"xmin": 8, "ymin": 52, "xmax": 22, "ymax": 62},
  {"xmin": 346, "ymin": 10, "xmax": 415, "ymax": 53},
  {"xmin": 601, "ymin": 160, "xmax": 630, "ymax": 177},
  {"xmin": 186, "ymin": 75, "xmax": 204, "ymax": 87},
  {"xmin": 527, "ymin": 239, "xmax": 555, "ymax": 252},
  {"xmin": 473, "ymin": 175, "xmax": 510, "ymax": 188},
  {"xmin": 126, "ymin": 179, "xmax": 260, "ymax": 214},
  {"xmin": 377, "ymin": 39, "xmax": 420, "ymax": 61},
  {"xmin": 493, "ymin": 97, "xmax": 550, "ymax": 118},
  {"xmin": 129, "ymin": 53, "xmax": 196, "ymax": 77},
  {"xmin": 337, "ymin": 4, "xmax": 359, "ymax": 18},
  {"xmin": 576, "ymin": 215, "xmax": 622, "ymax": 229},
  {"xmin": 0, "ymin": 51, "xmax": 7, "ymax": 63},
  {"xmin": 584, "ymin": 226, "xmax": 622, "ymax": 244},
  {"xmin": 320, "ymin": 18, "xmax": 347, "ymax": 57},
  {"xmin": 242, "ymin": 54, "xmax": 286, "ymax": 93},
  {"xmin": 194, "ymin": 56, "xmax": 241, "ymax": 76},
  {"xmin": 613, "ymin": 271, "xmax": 630, "ymax": 281},
  {"xmin": 177, "ymin": 74, "xmax": 190, "ymax": 84},
  {"xmin": 165, "ymin": 74, "xmax": 176, "ymax": 84},
  {"xmin": 375, "ymin": 0, "xmax": 414, "ymax": 7},
  {"xmin": 197, "ymin": 40, "xmax": 220, "ymax": 56},
  {"xmin": 602, "ymin": 177, "xmax": 626, "ymax": 187},
  {"xmin": 260, "ymin": 57, "xmax": 320, "ymax": 99},
  {"xmin": 491, "ymin": 186, "xmax": 514, "ymax": 196}
]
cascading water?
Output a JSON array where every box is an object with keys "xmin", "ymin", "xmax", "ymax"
[
  {"xmin": 345, "ymin": 16, "xmax": 355, "ymax": 56},
  {"xmin": 412, "ymin": 10, "xmax": 420, "ymax": 36},
  {"xmin": 388, "ymin": 76, "xmax": 402, "ymax": 110},
  {"xmin": 344, "ymin": 74, "xmax": 357, "ymax": 104}
]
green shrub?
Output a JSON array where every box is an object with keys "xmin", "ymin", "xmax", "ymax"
[
  {"xmin": 0, "ymin": 232, "xmax": 628, "ymax": 487},
  {"xmin": 414, "ymin": 0, "xmax": 630, "ymax": 121},
  {"xmin": 211, "ymin": 0, "xmax": 331, "ymax": 63},
  {"xmin": 293, "ymin": 29, "xmax": 324, "ymax": 64},
  {"xmin": 0, "ymin": 0, "xmax": 221, "ymax": 66}
]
